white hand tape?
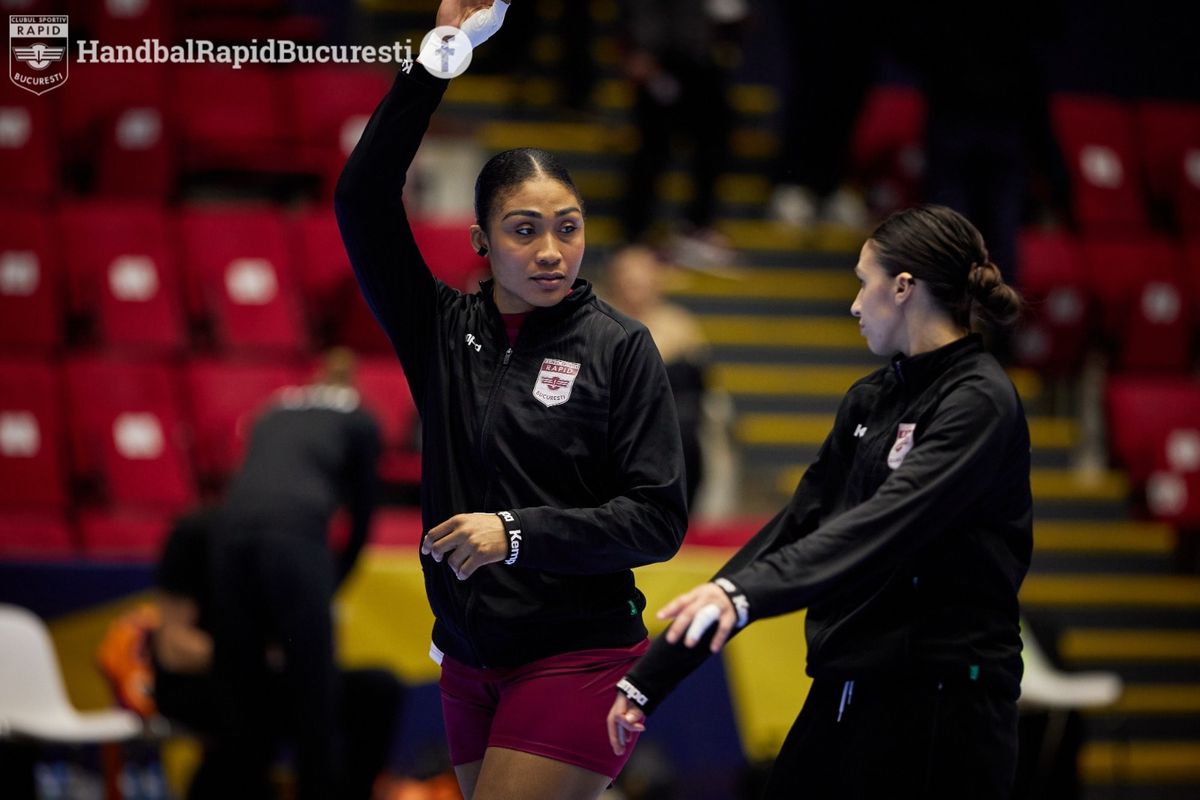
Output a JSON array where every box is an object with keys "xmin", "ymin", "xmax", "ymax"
[
  {"xmin": 461, "ymin": 1, "xmax": 510, "ymax": 48},
  {"xmin": 685, "ymin": 602, "xmax": 722, "ymax": 644}
]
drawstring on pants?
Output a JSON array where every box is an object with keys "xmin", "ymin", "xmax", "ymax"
[{"xmin": 836, "ymin": 679, "xmax": 855, "ymax": 722}]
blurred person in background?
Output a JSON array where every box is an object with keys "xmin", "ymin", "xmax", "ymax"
[
  {"xmin": 205, "ymin": 348, "xmax": 383, "ymax": 799},
  {"xmin": 604, "ymin": 245, "xmax": 709, "ymax": 510},
  {"xmin": 609, "ymin": 206, "xmax": 1031, "ymax": 799},
  {"xmin": 335, "ymin": 2, "xmax": 688, "ymax": 798},
  {"xmin": 152, "ymin": 506, "xmax": 400, "ymax": 800},
  {"xmin": 618, "ymin": 0, "xmax": 748, "ymax": 268},
  {"xmin": 766, "ymin": 0, "xmax": 885, "ymax": 230}
]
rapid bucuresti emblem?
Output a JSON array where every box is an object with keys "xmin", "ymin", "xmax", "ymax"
[{"xmin": 10, "ymin": 15, "xmax": 69, "ymax": 96}]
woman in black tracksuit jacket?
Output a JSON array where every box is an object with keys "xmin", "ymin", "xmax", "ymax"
[
  {"xmin": 334, "ymin": 3, "xmax": 686, "ymax": 798},
  {"xmin": 609, "ymin": 205, "xmax": 1032, "ymax": 799}
]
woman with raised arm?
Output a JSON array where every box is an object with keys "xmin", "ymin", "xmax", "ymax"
[
  {"xmin": 335, "ymin": 3, "xmax": 688, "ymax": 798},
  {"xmin": 609, "ymin": 205, "xmax": 1032, "ymax": 799}
]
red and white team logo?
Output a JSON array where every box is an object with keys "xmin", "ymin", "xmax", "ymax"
[
  {"xmin": 10, "ymin": 15, "xmax": 69, "ymax": 96},
  {"xmin": 887, "ymin": 422, "xmax": 916, "ymax": 469},
  {"xmin": 533, "ymin": 358, "xmax": 580, "ymax": 407}
]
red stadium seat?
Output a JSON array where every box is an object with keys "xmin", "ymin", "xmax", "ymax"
[
  {"xmin": 0, "ymin": 84, "xmax": 57, "ymax": 202},
  {"xmin": 1052, "ymin": 95, "xmax": 1148, "ymax": 233},
  {"xmin": 0, "ymin": 513, "xmax": 75, "ymax": 561},
  {"xmin": 411, "ymin": 218, "xmax": 489, "ymax": 294},
  {"xmin": 1106, "ymin": 377, "xmax": 1200, "ymax": 483},
  {"xmin": 62, "ymin": 63, "xmax": 174, "ymax": 199},
  {"xmin": 173, "ymin": 65, "xmax": 291, "ymax": 174},
  {"xmin": 1082, "ymin": 236, "xmax": 1193, "ymax": 372},
  {"xmin": 59, "ymin": 201, "xmax": 186, "ymax": 354},
  {"xmin": 64, "ymin": 357, "xmax": 195, "ymax": 511},
  {"xmin": 86, "ymin": 0, "xmax": 173, "ymax": 43},
  {"xmin": 178, "ymin": 206, "xmax": 308, "ymax": 355},
  {"xmin": 0, "ymin": 208, "xmax": 63, "ymax": 353},
  {"xmin": 77, "ymin": 510, "xmax": 172, "ymax": 561},
  {"xmin": 354, "ymin": 356, "xmax": 421, "ymax": 485},
  {"xmin": 850, "ymin": 84, "xmax": 927, "ymax": 212},
  {"xmin": 1135, "ymin": 101, "xmax": 1200, "ymax": 232},
  {"xmin": 292, "ymin": 207, "xmax": 392, "ymax": 352},
  {"xmin": 1013, "ymin": 230, "xmax": 1092, "ymax": 373},
  {"xmin": 182, "ymin": 358, "xmax": 303, "ymax": 485},
  {"xmin": 286, "ymin": 66, "xmax": 392, "ymax": 194},
  {"xmin": 0, "ymin": 360, "xmax": 67, "ymax": 511}
]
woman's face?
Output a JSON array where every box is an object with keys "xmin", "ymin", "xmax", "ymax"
[
  {"xmin": 481, "ymin": 175, "xmax": 585, "ymax": 314},
  {"xmin": 851, "ymin": 240, "xmax": 905, "ymax": 356}
]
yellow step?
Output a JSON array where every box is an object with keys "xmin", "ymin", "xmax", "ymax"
[
  {"xmin": 700, "ymin": 316, "xmax": 863, "ymax": 349},
  {"xmin": 1091, "ymin": 684, "xmax": 1200, "ymax": 715},
  {"xmin": 775, "ymin": 466, "xmax": 1128, "ymax": 502},
  {"xmin": 718, "ymin": 219, "xmax": 867, "ymax": 252},
  {"xmin": 666, "ymin": 268, "xmax": 859, "ymax": 302},
  {"xmin": 1033, "ymin": 521, "xmax": 1175, "ymax": 554},
  {"xmin": 738, "ymin": 414, "xmax": 1078, "ymax": 450},
  {"xmin": 574, "ymin": 170, "xmax": 771, "ymax": 205},
  {"xmin": 1059, "ymin": 630, "xmax": 1200, "ymax": 662},
  {"xmin": 710, "ymin": 363, "xmax": 1044, "ymax": 404},
  {"xmin": 473, "ymin": 115, "xmax": 775, "ymax": 159},
  {"xmin": 1020, "ymin": 575, "xmax": 1200, "ymax": 609},
  {"xmin": 1082, "ymin": 741, "xmax": 1200, "ymax": 784}
]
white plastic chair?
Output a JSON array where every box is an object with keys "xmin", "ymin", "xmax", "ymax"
[
  {"xmin": 1019, "ymin": 619, "xmax": 1122, "ymax": 795},
  {"xmin": 0, "ymin": 603, "xmax": 141, "ymax": 743}
]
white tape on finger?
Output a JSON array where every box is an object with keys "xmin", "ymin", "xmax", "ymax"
[
  {"xmin": 462, "ymin": 1, "xmax": 510, "ymax": 48},
  {"xmin": 685, "ymin": 602, "xmax": 722, "ymax": 643}
]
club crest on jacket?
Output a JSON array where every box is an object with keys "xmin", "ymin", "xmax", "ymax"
[
  {"xmin": 887, "ymin": 422, "xmax": 917, "ymax": 469},
  {"xmin": 534, "ymin": 358, "xmax": 580, "ymax": 407}
]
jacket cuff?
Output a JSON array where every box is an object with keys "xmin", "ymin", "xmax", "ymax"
[
  {"xmin": 496, "ymin": 510, "xmax": 523, "ymax": 566},
  {"xmin": 714, "ymin": 577, "xmax": 750, "ymax": 629},
  {"xmin": 616, "ymin": 676, "xmax": 650, "ymax": 709}
]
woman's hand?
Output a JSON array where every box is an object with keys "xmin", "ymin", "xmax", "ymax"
[
  {"xmin": 422, "ymin": 513, "xmax": 509, "ymax": 579},
  {"xmin": 658, "ymin": 582, "xmax": 737, "ymax": 653},
  {"xmin": 435, "ymin": 0, "xmax": 508, "ymax": 29},
  {"xmin": 606, "ymin": 692, "xmax": 646, "ymax": 756}
]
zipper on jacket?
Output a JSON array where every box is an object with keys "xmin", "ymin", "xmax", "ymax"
[
  {"xmin": 477, "ymin": 346, "xmax": 514, "ymax": 469},
  {"xmin": 463, "ymin": 344, "xmax": 513, "ymax": 668}
]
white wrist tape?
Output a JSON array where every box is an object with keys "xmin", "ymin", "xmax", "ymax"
[
  {"xmin": 461, "ymin": 1, "xmax": 510, "ymax": 48},
  {"xmin": 685, "ymin": 602, "xmax": 722, "ymax": 643}
]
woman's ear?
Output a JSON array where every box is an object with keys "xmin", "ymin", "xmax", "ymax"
[
  {"xmin": 894, "ymin": 272, "xmax": 916, "ymax": 304},
  {"xmin": 469, "ymin": 224, "xmax": 489, "ymax": 258}
]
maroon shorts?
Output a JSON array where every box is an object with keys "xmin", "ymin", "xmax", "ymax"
[{"xmin": 436, "ymin": 639, "xmax": 650, "ymax": 779}]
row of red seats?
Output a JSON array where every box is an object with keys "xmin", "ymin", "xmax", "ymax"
[
  {"xmin": 1, "ymin": 62, "xmax": 392, "ymax": 200},
  {"xmin": 1107, "ymin": 377, "xmax": 1200, "ymax": 526},
  {"xmin": 1013, "ymin": 229, "xmax": 1200, "ymax": 374},
  {"xmin": 850, "ymin": 87, "xmax": 1200, "ymax": 235},
  {"xmin": 0, "ymin": 202, "xmax": 486, "ymax": 356},
  {"xmin": 0, "ymin": 354, "xmax": 421, "ymax": 510}
]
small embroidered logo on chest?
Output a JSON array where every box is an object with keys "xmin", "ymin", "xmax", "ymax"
[
  {"xmin": 887, "ymin": 422, "xmax": 917, "ymax": 469},
  {"xmin": 533, "ymin": 358, "xmax": 581, "ymax": 407}
]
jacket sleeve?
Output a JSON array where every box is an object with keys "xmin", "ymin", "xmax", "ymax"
[
  {"xmin": 334, "ymin": 67, "xmax": 452, "ymax": 396},
  {"xmin": 506, "ymin": 327, "xmax": 688, "ymax": 573},
  {"xmin": 616, "ymin": 432, "xmax": 834, "ymax": 715},
  {"xmin": 727, "ymin": 382, "xmax": 1022, "ymax": 623}
]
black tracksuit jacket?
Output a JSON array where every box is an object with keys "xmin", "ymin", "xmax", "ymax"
[
  {"xmin": 335, "ymin": 67, "xmax": 688, "ymax": 669},
  {"xmin": 622, "ymin": 335, "xmax": 1033, "ymax": 712}
]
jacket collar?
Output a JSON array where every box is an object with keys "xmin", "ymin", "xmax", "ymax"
[
  {"xmin": 889, "ymin": 333, "xmax": 983, "ymax": 391},
  {"xmin": 478, "ymin": 277, "xmax": 593, "ymax": 331}
]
